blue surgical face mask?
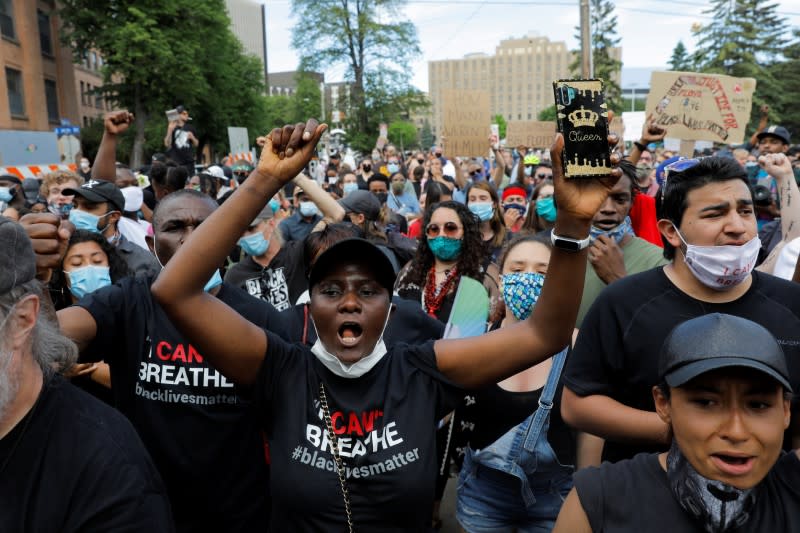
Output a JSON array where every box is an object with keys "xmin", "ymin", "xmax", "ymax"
[
  {"xmin": 268, "ymin": 198, "xmax": 280, "ymax": 213},
  {"xmin": 69, "ymin": 209, "xmax": 102, "ymax": 233},
  {"xmin": 428, "ymin": 236, "xmax": 462, "ymax": 261},
  {"xmin": 387, "ymin": 163, "xmax": 400, "ymax": 174},
  {"xmin": 66, "ymin": 265, "xmax": 112, "ymax": 300},
  {"xmin": 238, "ymin": 231, "xmax": 269, "ymax": 257},
  {"xmin": 204, "ymin": 269, "xmax": 223, "ymax": 292},
  {"xmin": 343, "ymin": 182, "xmax": 358, "ymax": 196},
  {"xmin": 589, "ymin": 216, "xmax": 634, "ymax": 244},
  {"xmin": 0, "ymin": 187, "xmax": 13, "ymax": 203},
  {"xmin": 299, "ymin": 201, "xmax": 318, "ymax": 217},
  {"xmin": 535, "ymin": 196, "xmax": 557, "ymax": 222},
  {"xmin": 524, "ymin": 166, "xmax": 533, "ymax": 177},
  {"xmin": 501, "ymin": 271, "xmax": 545, "ymax": 321},
  {"xmin": 468, "ymin": 201, "xmax": 494, "ymax": 222}
]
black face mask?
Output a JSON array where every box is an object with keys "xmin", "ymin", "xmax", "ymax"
[
  {"xmin": 374, "ymin": 192, "xmax": 388, "ymax": 205},
  {"xmin": 363, "ymin": 164, "xmax": 372, "ymax": 173},
  {"xmin": 417, "ymin": 159, "xmax": 424, "ymax": 165}
]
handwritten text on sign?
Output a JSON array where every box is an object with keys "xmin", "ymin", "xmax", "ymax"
[
  {"xmin": 506, "ymin": 121, "xmax": 556, "ymax": 148},
  {"xmin": 645, "ymin": 71, "xmax": 756, "ymax": 145},
  {"xmin": 442, "ymin": 90, "xmax": 490, "ymax": 157}
]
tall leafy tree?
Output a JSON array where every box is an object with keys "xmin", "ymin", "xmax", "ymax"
[
  {"xmin": 767, "ymin": 29, "xmax": 800, "ymax": 134},
  {"xmin": 59, "ymin": 0, "xmax": 266, "ymax": 167},
  {"xmin": 668, "ymin": 41, "xmax": 693, "ymax": 71},
  {"xmin": 388, "ymin": 121, "xmax": 418, "ymax": 151},
  {"xmin": 291, "ymin": 72, "xmax": 323, "ymax": 122},
  {"xmin": 692, "ymin": 0, "xmax": 788, "ymax": 129},
  {"xmin": 493, "ymin": 114, "xmax": 507, "ymax": 139},
  {"xmin": 569, "ymin": 0, "xmax": 623, "ymax": 113},
  {"xmin": 291, "ymin": 0, "xmax": 421, "ymax": 151}
]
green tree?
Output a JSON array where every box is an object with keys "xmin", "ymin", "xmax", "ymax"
[
  {"xmin": 388, "ymin": 121, "xmax": 418, "ymax": 151},
  {"xmin": 668, "ymin": 40, "xmax": 693, "ymax": 71},
  {"xmin": 538, "ymin": 105, "xmax": 557, "ymax": 121},
  {"xmin": 768, "ymin": 29, "xmax": 800, "ymax": 134},
  {"xmin": 569, "ymin": 0, "xmax": 623, "ymax": 113},
  {"xmin": 291, "ymin": 72, "xmax": 322, "ymax": 123},
  {"xmin": 692, "ymin": 0, "xmax": 788, "ymax": 129},
  {"xmin": 419, "ymin": 120, "xmax": 434, "ymax": 149},
  {"xmin": 493, "ymin": 114, "xmax": 507, "ymax": 139},
  {"xmin": 59, "ymin": 0, "xmax": 266, "ymax": 167},
  {"xmin": 291, "ymin": 0, "xmax": 421, "ymax": 148}
]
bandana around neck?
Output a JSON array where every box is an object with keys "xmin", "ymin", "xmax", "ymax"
[{"xmin": 666, "ymin": 439, "xmax": 759, "ymax": 532}]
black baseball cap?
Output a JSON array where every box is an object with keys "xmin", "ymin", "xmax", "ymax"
[
  {"xmin": 0, "ymin": 216, "xmax": 36, "ymax": 296},
  {"xmin": 756, "ymin": 125, "xmax": 791, "ymax": 145},
  {"xmin": 659, "ymin": 313, "xmax": 792, "ymax": 392},
  {"xmin": 338, "ymin": 190, "xmax": 381, "ymax": 221},
  {"xmin": 63, "ymin": 179, "xmax": 125, "ymax": 212},
  {"xmin": 308, "ymin": 238, "xmax": 396, "ymax": 293}
]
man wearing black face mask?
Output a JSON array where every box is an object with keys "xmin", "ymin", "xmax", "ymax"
[{"xmin": 368, "ymin": 175, "xmax": 390, "ymax": 205}]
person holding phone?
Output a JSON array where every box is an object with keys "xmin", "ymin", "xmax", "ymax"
[{"xmin": 164, "ymin": 105, "xmax": 198, "ymax": 175}]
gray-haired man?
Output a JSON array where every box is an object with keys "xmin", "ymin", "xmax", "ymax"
[{"xmin": 0, "ymin": 216, "xmax": 173, "ymax": 533}]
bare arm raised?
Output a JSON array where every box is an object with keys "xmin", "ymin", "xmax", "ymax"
[
  {"xmin": 434, "ymin": 134, "xmax": 621, "ymax": 388},
  {"xmin": 150, "ymin": 121, "xmax": 326, "ymax": 385}
]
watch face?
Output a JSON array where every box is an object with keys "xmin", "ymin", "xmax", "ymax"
[{"xmin": 554, "ymin": 238, "xmax": 581, "ymax": 252}]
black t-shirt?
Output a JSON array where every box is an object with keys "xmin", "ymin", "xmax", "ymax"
[
  {"xmin": 167, "ymin": 124, "xmax": 197, "ymax": 165},
  {"xmin": 574, "ymin": 452, "xmax": 800, "ymax": 532},
  {"xmin": 0, "ymin": 375, "xmax": 173, "ymax": 532},
  {"xmin": 224, "ymin": 240, "xmax": 308, "ymax": 311},
  {"xmin": 453, "ymin": 380, "xmax": 574, "ymax": 466},
  {"xmin": 282, "ymin": 296, "xmax": 444, "ymax": 346},
  {"xmin": 77, "ymin": 278, "xmax": 272, "ymax": 533},
  {"xmin": 256, "ymin": 333, "xmax": 463, "ymax": 531},
  {"xmin": 565, "ymin": 268, "xmax": 800, "ymax": 463}
]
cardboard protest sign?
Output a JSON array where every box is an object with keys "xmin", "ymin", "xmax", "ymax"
[
  {"xmin": 609, "ymin": 116, "xmax": 625, "ymax": 141},
  {"xmin": 506, "ymin": 121, "xmax": 556, "ymax": 148},
  {"xmin": 442, "ymin": 90, "xmax": 490, "ymax": 157},
  {"xmin": 646, "ymin": 71, "xmax": 756, "ymax": 145}
]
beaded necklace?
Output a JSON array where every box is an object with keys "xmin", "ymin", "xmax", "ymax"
[{"xmin": 423, "ymin": 264, "xmax": 459, "ymax": 317}]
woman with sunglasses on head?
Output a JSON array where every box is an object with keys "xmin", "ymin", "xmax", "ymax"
[
  {"xmin": 151, "ymin": 119, "xmax": 621, "ymax": 531},
  {"xmin": 455, "ymin": 233, "xmax": 575, "ymax": 533},
  {"xmin": 554, "ymin": 313, "xmax": 800, "ymax": 533}
]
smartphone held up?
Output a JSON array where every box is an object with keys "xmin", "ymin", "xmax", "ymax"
[{"xmin": 552, "ymin": 79, "xmax": 612, "ymax": 179}]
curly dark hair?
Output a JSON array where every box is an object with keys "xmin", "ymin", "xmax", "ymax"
[
  {"xmin": 404, "ymin": 200, "xmax": 484, "ymax": 286},
  {"xmin": 49, "ymin": 230, "xmax": 131, "ymax": 309}
]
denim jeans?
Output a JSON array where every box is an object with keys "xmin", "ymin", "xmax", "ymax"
[{"xmin": 456, "ymin": 348, "xmax": 573, "ymax": 533}]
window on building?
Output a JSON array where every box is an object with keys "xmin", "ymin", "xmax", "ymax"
[
  {"xmin": 0, "ymin": 0, "xmax": 15, "ymax": 40},
  {"xmin": 83, "ymin": 115, "xmax": 89, "ymax": 127},
  {"xmin": 80, "ymin": 81, "xmax": 85, "ymax": 105},
  {"xmin": 95, "ymin": 92, "xmax": 103, "ymax": 109},
  {"xmin": 6, "ymin": 67, "xmax": 24, "ymax": 116},
  {"xmin": 38, "ymin": 10, "xmax": 52, "ymax": 55},
  {"xmin": 91, "ymin": 51, "xmax": 97, "ymax": 70},
  {"xmin": 44, "ymin": 79, "xmax": 59, "ymax": 122},
  {"xmin": 528, "ymin": 113, "xmax": 532, "ymax": 119}
]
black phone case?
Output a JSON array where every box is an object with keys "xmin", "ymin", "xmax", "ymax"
[{"xmin": 552, "ymin": 79, "xmax": 612, "ymax": 178}]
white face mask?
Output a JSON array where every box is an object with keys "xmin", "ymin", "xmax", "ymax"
[
  {"xmin": 674, "ymin": 225, "xmax": 760, "ymax": 290},
  {"xmin": 310, "ymin": 308, "xmax": 392, "ymax": 379}
]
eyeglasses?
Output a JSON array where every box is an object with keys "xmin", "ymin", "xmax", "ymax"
[
  {"xmin": 536, "ymin": 173, "xmax": 552, "ymax": 179},
  {"xmin": 426, "ymin": 221, "xmax": 461, "ymax": 238},
  {"xmin": 661, "ymin": 157, "xmax": 703, "ymax": 201}
]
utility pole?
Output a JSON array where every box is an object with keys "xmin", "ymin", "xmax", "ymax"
[{"xmin": 580, "ymin": 0, "xmax": 593, "ymax": 78}]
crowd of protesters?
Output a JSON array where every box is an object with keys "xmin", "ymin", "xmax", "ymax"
[{"xmin": 1, "ymin": 103, "xmax": 800, "ymax": 533}]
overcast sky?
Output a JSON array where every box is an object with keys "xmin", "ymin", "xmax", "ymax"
[{"xmin": 260, "ymin": 0, "xmax": 800, "ymax": 91}]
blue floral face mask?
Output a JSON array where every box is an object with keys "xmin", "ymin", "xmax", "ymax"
[
  {"xmin": 428, "ymin": 236, "xmax": 462, "ymax": 261},
  {"xmin": 238, "ymin": 231, "xmax": 269, "ymax": 257},
  {"xmin": 501, "ymin": 272, "xmax": 544, "ymax": 321},
  {"xmin": 66, "ymin": 265, "xmax": 112, "ymax": 299}
]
